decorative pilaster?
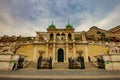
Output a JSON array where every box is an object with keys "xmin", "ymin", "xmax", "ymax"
[
  {"xmin": 33, "ymin": 46, "xmax": 37, "ymax": 62},
  {"xmin": 48, "ymin": 33, "xmax": 50, "ymax": 41},
  {"xmin": 72, "ymin": 33, "xmax": 75, "ymax": 40},
  {"xmin": 46, "ymin": 43, "xmax": 48, "ymax": 58},
  {"xmin": 73, "ymin": 43, "xmax": 76, "ymax": 58},
  {"xmin": 65, "ymin": 33, "xmax": 68, "ymax": 42},
  {"xmin": 82, "ymin": 32, "xmax": 87, "ymax": 43},
  {"xmin": 84, "ymin": 45, "xmax": 89, "ymax": 62},
  {"xmin": 66, "ymin": 43, "xmax": 68, "ymax": 62},
  {"xmin": 53, "ymin": 44, "xmax": 55, "ymax": 62},
  {"xmin": 53, "ymin": 33, "xmax": 56, "ymax": 42}
]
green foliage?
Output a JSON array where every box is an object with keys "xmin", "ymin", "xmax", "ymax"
[
  {"xmin": 97, "ymin": 31, "xmax": 106, "ymax": 41},
  {"xmin": 105, "ymin": 37, "xmax": 111, "ymax": 42}
]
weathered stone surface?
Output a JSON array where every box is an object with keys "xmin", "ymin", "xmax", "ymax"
[
  {"xmin": 111, "ymin": 55, "xmax": 120, "ymax": 61},
  {"xmin": 0, "ymin": 54, "xmax": 12, "ymax": 61},
  {"xmin": 0, "ymin": 62, "xmax": 10, "ymax": 70}
]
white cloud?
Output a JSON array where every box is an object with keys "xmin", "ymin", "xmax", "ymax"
[
  {"xmin": 0, "ymin": 0, "xmax": 120, "ymax": 36},
  {"xmin": 95, "ymin": 5, "xmax": 120, "ymax": 30},
  {"xmin": 76, "ymin": 5, "xmax": 120, "ymax": 31}
]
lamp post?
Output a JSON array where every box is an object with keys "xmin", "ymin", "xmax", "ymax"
[{"xmin": 38, "ymin": 50, "xmax": 44, "ymax": 57}]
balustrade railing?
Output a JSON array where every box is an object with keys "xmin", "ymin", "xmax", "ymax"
[
  {"xmin": 68, "ymin": 57, "xmax": 85, "ymax": 69},
  {"xmin": 37, "ymin": 57, "xmax": 52, "ymax": 69}
]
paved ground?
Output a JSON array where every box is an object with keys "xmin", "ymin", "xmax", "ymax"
[{"xmin": 0, "ymin": 69, "xmax": 120, "ymax": 80}]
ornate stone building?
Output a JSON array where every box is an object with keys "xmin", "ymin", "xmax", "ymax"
[
  {"xmin": 32, "ymin": 22, "xmax": 108, "ymax": 63},
  {"xmin": 34, "ymin": 22, "xmax": 81, "ymax": 62}
]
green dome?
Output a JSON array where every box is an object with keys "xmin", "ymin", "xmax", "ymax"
[
  {"xmin": 49, "ymin": 22, "xmax": 56, "ymax": 29},
  {"xmin": 66, "ymin": 21, "xmax": 73, "ymax": 28}
]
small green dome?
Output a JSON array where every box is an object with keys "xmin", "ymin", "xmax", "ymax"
[
  {"xmin": 66, "ymin": 21, "xmax": 73, "ymax": 28},
  {"xmin": 49, "ymin": 21, "xmax": 56, "ymax": 29}
]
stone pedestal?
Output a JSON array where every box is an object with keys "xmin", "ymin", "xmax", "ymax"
[
  {"xmin": 103, "ymin": 54, "xmax": 120, "ymax": 70},
  {"xmin": 0, "ymin": 53, "xmax": 27, "ymax": 70}
]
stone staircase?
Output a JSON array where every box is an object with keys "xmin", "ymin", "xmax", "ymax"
[
  {"xmin": 22, "ymin": 62, "xmax": 98, "ymax": 70},
  {"xmin": 53, "ymin": 62, "xmax": 68, "ymax": 69},
  {"xmin": 85, "ymin": 62, "xmax": 98, "ymax": 69}
]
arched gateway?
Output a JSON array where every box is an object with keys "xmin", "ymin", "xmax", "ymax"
[{"xmin": 58, "ymin": 48, "xmax": 64, "ymax": 62}]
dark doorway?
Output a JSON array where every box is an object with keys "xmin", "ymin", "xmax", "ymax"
[{"xmin": 58, "ymin": 49, "xmax": 64, "ymax": 62}]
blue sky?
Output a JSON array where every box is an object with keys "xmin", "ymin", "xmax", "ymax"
[{"xmin": 0, "ymin": 0, "xmax": 120, "ymax": 36}]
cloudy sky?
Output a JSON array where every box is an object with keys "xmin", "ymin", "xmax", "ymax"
[{"xmin": 0, "ymin": 0, "xmax": 120, "ymax": 36}]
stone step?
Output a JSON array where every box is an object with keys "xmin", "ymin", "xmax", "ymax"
[
  {"xmin": 85, "ymin": 62, "xmax": 97, "ymax": 69},
  {"xmin": 53, "ymin": 62, "xmax": 68, "ymax": 69}
]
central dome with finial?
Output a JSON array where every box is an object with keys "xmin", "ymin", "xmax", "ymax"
[
  {"xmin": 49, "ymin": 21, "xmax": 56, "ymax": 29},
  {"xmin": 66, "ymin": 21, "xmax": 73, "ymax": 28}
]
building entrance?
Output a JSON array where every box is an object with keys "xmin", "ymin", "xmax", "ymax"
[{"xmin": 58, "ymin": 49, "xmax": 64, "ymax": 62}]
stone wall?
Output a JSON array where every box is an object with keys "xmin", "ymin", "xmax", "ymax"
[
  {"xmin": 16, "ymin": 43, "xmax": 109, "ymax": 63},
  {"xmin": 75, "ymin": 44, "xmax": 108, "ymax": 62},
  {"xmin": 16, "ymin": 44, "xmax": 33, "ymax": 60}
]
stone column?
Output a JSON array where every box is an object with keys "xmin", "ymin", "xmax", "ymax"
[
  {"xmin": 84, "ymin": 45, "xmax": 89, "ymax": 62},
  {"xmin": 73, "ymin": 43, "xmax": 76, "ymax": 58},
  {"xmin": 66, "ymin": 43, "xmax": 68, "ymax": 62},
  {"xmin": 53, "ymin": 44, "xmax": 55, "ymax": 62},
  {"xmin": 46, "ymin": 43, "xmax": 48, "ymax": 58}
]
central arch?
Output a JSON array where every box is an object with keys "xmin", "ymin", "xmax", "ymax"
[{"xmin": 58, "ymin": 48, "xmax": 64, "ymax": 62}]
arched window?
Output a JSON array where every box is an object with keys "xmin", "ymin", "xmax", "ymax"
[
  {"xmin": 50, "ymin": 33, "xmax": 53, "ymax": 40},
  {"xmin": 62, "ymin": 33, "xmax": 65, "ymax": 40},
  {"xmin": 56, "ymin": 33, "xmax": 60, "ymax": 40},
  {"xmin": 68, "ymin": 33, "xmax": 72, "ymax": 40},
  {"xmin": 62, "ymin": 33, "xmax": 65, "ymax": 36},
  {"xmin": 56, "ymin": 33, "xmax": 60, "ymax": 36}
]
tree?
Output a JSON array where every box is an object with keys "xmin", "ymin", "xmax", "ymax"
[
  {"xmin": 97, "ymin": 31, "xmax": 106, "ymax": 41},
  {"xmin": 10, "ymin": 35, "xmax": 17, "ymax": 42},
  {"xmin": 1, "ymin": 35, "xmax": 9, "ymax": 42},
  {"xmin": 17, "ymin": 35, "xmax": 23, "ymax": 42},
  {"xmin": 100, "ymin": 32, "xmax": 106, "ymax": 41}
]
